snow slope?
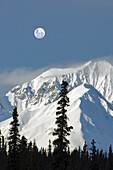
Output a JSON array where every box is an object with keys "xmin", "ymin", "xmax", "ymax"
[{"xmin": 0, "ymin": 60, "xmax": 113, "ymax": 150}]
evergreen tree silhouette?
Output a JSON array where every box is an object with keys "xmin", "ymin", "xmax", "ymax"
[
  {"xmin": 31, "ymin": 140, "xmax": 39, "ymax": 170},
  {"xmin": 108, "ymin": 145, "xmax": 113, "ymax": 170},
  {"xmin": 19, "ymin": 136, "xmax": 28, "ymax": 170},
  {"xmin": 0, "ymin": 131, "xmax": 7, "ymax": 169},
  {"xmin": 8, "ymin": 107, "xmax": 20, "ymax": 170},
  {"xmin": 53, "ymin": 80, "xmax": 73, "ymax": 170},
  {"xmin": 48, "ymin": 139, "xmax": 52, "ymax": 157},
  {"xmin": 27, "ymin": 141, "xmax": 32, "ymax": 169},
  {"xmin": 47, "ymin": 140, "xmax": 52, "ymax": 170},
  {"xmin": 89, "ymin": 139, "xmax": 99, "ymax": 170},
  {"xmin": 80, "ymin": 141, "xmax": 89, "ymax": 170}
]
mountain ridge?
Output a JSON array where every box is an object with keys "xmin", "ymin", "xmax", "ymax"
[{"xmin": 0, "ymin": 60, "xmax": 113, "ymax": 150}]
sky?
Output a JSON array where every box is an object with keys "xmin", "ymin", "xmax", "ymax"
[{"xmin": 0, "ymin": 0, "xmax": 113, "ymax": 95}]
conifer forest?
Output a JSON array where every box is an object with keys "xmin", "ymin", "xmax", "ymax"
[{"xmin": 0, "ymin": 80, "xmax": 113, "ymax": 170}]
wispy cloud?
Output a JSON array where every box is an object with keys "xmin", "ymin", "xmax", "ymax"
[
  {"xmin": 0, "ymin": 67, "xmax": 49, "ymax": 86},
  {"xmin": 0, "ymin": 67, "xmax": 49, "ymax": 95}
]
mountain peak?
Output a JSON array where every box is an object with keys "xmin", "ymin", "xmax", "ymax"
[{"xmin": 0, "ymin": 59, "xmax": 113, "ymax": 150}]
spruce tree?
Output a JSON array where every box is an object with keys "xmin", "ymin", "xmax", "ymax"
[
  {"xmin": 89, "ymin": 139, "xmax": 99, "ymax": 170},
  {"xmin": 8, "ymin": 107, "xmax": 20, "ymax": 170},
  {"xmin": 47, "ymin": 140, "xmax": 52, "ymax": 170},
  {"xmin": 53, "ymin": 80, "xmax": 73, "ymax": 170},
  {"xmin": 80, "ymin": 141, "xmax": 89, "ymax": 170},
  {"xmin": 0, "ymin": 131, "xmax": 7, "ymax": 169},
  {"xmin": 19, "ymin": 136, "xmax": 28, "ymax": 170},
  {"xmin": 48, "ymin": 139, "xmax": 52, "ymax": 157},
  {"xmin": 27, "ymin": 141, "xmax": 33, "ymax": 169},
  {"xmin": 31, "ymin": 140, "xmax": 39, "ymax": 170},
  {"xmin": 108, "ymin": 145, "xmax": 113, "ymax": 170}
]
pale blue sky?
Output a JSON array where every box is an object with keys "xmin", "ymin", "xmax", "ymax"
[{"xmin": 0, "ymin": 0, "xmax": 113, "ymax": 94}]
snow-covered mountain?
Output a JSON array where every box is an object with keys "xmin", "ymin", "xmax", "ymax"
[{"xmin": 0, "ymin": 60, "xmax": 113, "ymax": 150}]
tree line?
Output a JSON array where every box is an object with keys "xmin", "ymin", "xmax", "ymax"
[{"xmin": 0, "ymin": 80, "xmax": 113, "ymax": 170}]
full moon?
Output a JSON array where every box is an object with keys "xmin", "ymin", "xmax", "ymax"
[{"xmin": 34, "ymin": 28, "xmax": 45, "ymax": 39}]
